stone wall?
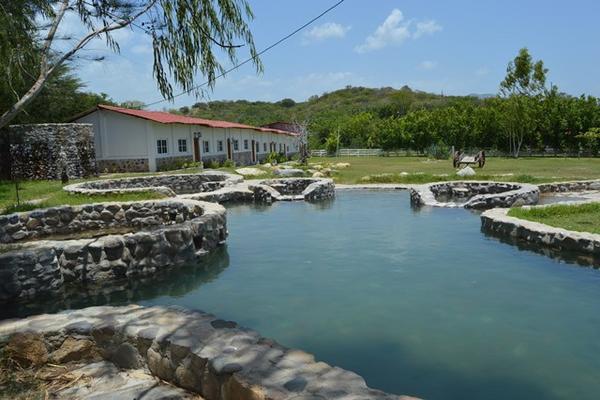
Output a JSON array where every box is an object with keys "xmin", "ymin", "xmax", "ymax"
[
  {"xmin": 250, "ymin": 178, "xmax": 336, "ymax": 203},
  {"xmin": 410, "ymin": 181, "xmax": 539, "ymax": 209},
  {"xmin": 0, "ymin": 305, "xmax": 416, "ymax": 400},
  {"xmin": 7, "ymin": 124, "xmax": 97, "ymax": 180},
  {"xmin": 232, "ymin": 151, "xmax": 253, "ymax": 166},
  {"xmin": 481, "ymin": 206, "xmax": 600, "ymax": 267},
  {"xmin": 97, "ymin": 158, "xmax": 149, "ymax": 173},
  {"xmin": 64, "ymin": 171, "xmax": 243, "ymax": 197},
  {"xmin": 538, "ymin": 180, "xmax": 600, "ymax": 193},
  {"xmin": 156, "ymin": 155, "xmax": 194, "ymax": 171},
  {"xmin": 0, "ymin": 199, "xmax": 227, "ymax": 302}
]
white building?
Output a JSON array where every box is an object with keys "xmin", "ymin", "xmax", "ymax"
[{"xmin": 72, "ymin": 104, "xmax": 299, "ymax": 172}]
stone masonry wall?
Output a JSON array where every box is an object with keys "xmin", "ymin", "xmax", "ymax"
[
  {"xmin": 0, "ymin": 305, "xmax": 416, "ymax": 400},
  {"xmin": 538, "ymin": 180, "xmax": 600, "ymax": 193},
  {"xmin": 97, "ymin": 158, "xmax": 149, "ymax": 173},
  {"xmin": 0, "ymin": 200, "xmax": 227, "ymax": 302},
  {"xmin": 156, "ymin": 155, "xmax": 194, "ymax": 171},
  {"xmin": 8, "ymin": 124, "xmax": 97, "ymax": 180},
  {"xmin": 481, "ymin": 206, "xmax": 600, "ymax": 267},
  {"xmin": 64, "ymin": 171, "xmax": 243, "ymax": 197},
  {"xmin": 410, "ymin": 181, "xmax": 539, "ymax": 209}
]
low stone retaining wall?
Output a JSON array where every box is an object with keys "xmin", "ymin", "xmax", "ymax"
[
  {"xmin": 0, "ymin": 305, "xmax": 416, "ymax": 400},
  {"xmin": 481, "ymin": 206, "xmax": 600, "ymax": 267},
  {"xmin": 250, "ymin": 178, "xmax": 335, "ymax": 203},
  {"xmin": 64, "ymin": 171, "xmax": 242, "ymax": 196},
  {"xmin": 0, "ymin": 199, "xmax": 227, "ymax": 302},
  {"xmin": 538, "ymin": 179, "xmax": 600, "ymax": 193},
  {"xmin": 180, "ymin": 178, "xmax": 336, "ymax": 204},
  {"xmin": 410, "ymin": 181, "xmax": 539, "ymax": 209}
]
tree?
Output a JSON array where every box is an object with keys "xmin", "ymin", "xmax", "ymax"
[
  {"xmin": 0, "ymin": 0, "xmax": 261, "ymax": 129},
  {"xmin": 499, "ymin": 48, "xmax": 548, "ymax": 157},
  {"xmin": 0, "ymin": 61, "xmax": 115, "ymax": 124},
  {"xmin": 120, "ymin": 100, "xmax": 146, "ymax": 110}
]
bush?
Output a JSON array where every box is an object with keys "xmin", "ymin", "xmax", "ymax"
[
  {"xmin": 265, "ymin": 152, "xmax": 286, "ymax": 164},
  {"xmin": 222, "ymin": 159, "xmax": 235, "ymax": 168},
  {"xmin": 204, "ymin": 159, "xmax": 221, "ymax": 169}
]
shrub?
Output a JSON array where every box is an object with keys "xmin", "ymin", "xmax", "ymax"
[
  {"xmin": 222, "ymin": 159, "xmax": 235, "ymax": 168},
  {"xmin": 204, "ymin": 159, "xmax": 221, "ymax": 169}
]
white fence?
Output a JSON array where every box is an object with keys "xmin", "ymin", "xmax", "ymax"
[{"xmin": 311, "ymin": 148, "xmax": 384, "ymax": 157}]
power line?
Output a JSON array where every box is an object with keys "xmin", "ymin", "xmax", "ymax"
[{"xmin": 143, "ymin": 0, "xmax": 346, "ymax": 108}]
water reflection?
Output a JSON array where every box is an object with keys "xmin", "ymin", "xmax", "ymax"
[
  {"xmin": 0, "ymin": 247, "xmax": 230, "ymax": 319},
  {"xmin": 481, "ymin": 231, "xmax": 600, "ymax": 268}
]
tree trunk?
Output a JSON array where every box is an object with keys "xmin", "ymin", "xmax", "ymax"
[{"xmin": 0, "ymin": 75, "xmax": 48, "ymax": 129}]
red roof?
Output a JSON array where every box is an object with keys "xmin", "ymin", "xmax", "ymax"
[{"xmin": 88, "ymin": 104, "xmax": 297, "ymax": 136}]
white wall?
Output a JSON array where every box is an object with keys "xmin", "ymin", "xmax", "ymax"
[{"xmin": 76, "ymin": 108, "xmax": 298, "ymax": 169}]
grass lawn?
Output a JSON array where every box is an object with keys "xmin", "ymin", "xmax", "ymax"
[
  {"xmin": 508, "ymin": 202, "xmax": 600, "ymax": 234},
  {"xmin": 309, "ymin": 156, "xmax": 600, "ymax": 184},
  {"xmin": 0, "ymin": 179, "xmax": 164, "ymax": 215}
]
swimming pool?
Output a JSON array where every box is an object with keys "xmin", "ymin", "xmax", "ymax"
[{"xmin": 7, "ymin": 191, "xmax": 600, "ymax": 399}]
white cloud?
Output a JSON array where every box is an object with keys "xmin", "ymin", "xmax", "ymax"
[
  {"xmin": 419, "ymin": 60, "xmax": 437, "ymax": 70},
  {"xmin": 414, "ymin": 20, "xmax": 442, "ymax": 38},
  {"xmin": 355, "ymin": 9, "xmax": 442, "ymax": 53},
  {"xmin": 303, "ymin": 22, "xmax": 350, "ymax": 43},
  {"xmin": 355, "ymin": 9, "xmax": 410, "ymax": 53}
]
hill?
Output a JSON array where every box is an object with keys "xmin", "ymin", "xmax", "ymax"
[{"xmin": 171, "ymin": 85, "xmax": 478, "ymax": 126}]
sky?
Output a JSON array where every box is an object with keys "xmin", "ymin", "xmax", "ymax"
[{"xmin": 57, "ymin": 0, "xmax": 600, "ymax": 109}]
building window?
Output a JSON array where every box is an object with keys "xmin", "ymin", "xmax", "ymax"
[
  {"xmin": 157, "ymin": 139, "xmax": 168, "ymax": 154},
  {"xmin": 217, "ymin": 140, "xmax": 223, "ymax": 152},
  {"xmin": 263, "ymin": 143, "xmax": 267, "ymax": 152},
  {"xmin": 203, "ymin": 140, "xmax": 210, "ymax": 153},
  {"xmin": 243, "ymin": 139, "xmax": 249, "ymax": 150},
  {"xmin": 256, "ymin": 142, "xmax": 260, "ymax": 153},
  {"xmin": 286, "ymin": 145, "xmax": 289, "ymax": 152},
  {"xmin": 178, "ymin": 139, "xmax": 187, "ymax": 153},
  {"xmin": 233, "ymin": 140, "xmax": 239, "ymax": 151}
]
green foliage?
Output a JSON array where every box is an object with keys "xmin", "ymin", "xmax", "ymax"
[
  {"xmin": 204, "ymin": 159, "xmax": 222, "ymax": 169},
  {"xmin": 508, "ymin": 202, "xmax": 600, "ymax": 234},
  {"xmin": 577, "ymin": 128, "xmax": 600, "ymax": 155},
  {"xmin": 0, "ymin": 62, "xmax": 115, "ymax": 125},
  {"xmin": 1, "ymin": 0, "xmax": 261, "ymax": 128},
  {"xmin": 264, "ymin": 152, "xmax": 287, "ymax": 164},
  {"xmin": 222, "ymin": 159, "xmax": 235, "ymax": 168}
]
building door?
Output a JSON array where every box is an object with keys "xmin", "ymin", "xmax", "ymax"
[
  {"xmin": 251, "ymin": 140, "xmax": 256, "ymax": 163},
  {"xmin": 193, "ymin": 137, "xmax": 201, "ymax": 162},
  {"xmin": 227, "ymin": 139, "xmax": 233, "ymax": 160}
]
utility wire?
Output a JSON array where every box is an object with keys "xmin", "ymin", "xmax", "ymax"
[{"xmin": 143, "ymin": 0, "xmax": 346, "ymax": 108}]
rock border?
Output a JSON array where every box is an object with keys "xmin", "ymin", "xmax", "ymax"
[
  {"xmin": 250, "ymin": 178, "xmax": 335, "ymax": 203},
  {"xmin": 180, "ymin": 178, "xmax": 336, "ymax": 204},
  {"xmin": 481, "ymin": 204, "xmax": 600, "ymax": 267},
  {"xmin": 63, "ymin": 170, "xmax": 243, "ymax": 197},
  {"xmin": 0, "ymin": 305, "xmax": 417, "ymax": 400},
  {"xmin": 410, "ymin": 181, "xmax": 539, "ymax": 209},
  {"xmin": 0, "ymin": 199, "xmax": 227, "ymax": 303},
  {"xmin": 538, "ymin": 179, "xmax": 600, "ymax": 193}
]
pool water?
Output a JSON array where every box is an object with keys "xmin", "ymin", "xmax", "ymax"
[{"xmin": 8, "ymin": 191, "xmax": 600, "ymax": 399}]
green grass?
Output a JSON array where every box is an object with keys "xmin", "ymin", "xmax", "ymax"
[
  {"xmin": 508, "ymin": 202, "xmax": 600, "ymax": 234},
  {"xmin": 0, "ymin": 180, "xmax": 165, "ymax": 215},
  {"xmin": 309, "ymin": 156, "xmax": 600, "ymax": 184}
]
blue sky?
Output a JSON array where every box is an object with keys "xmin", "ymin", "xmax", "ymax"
[{"xmin": 63, "ymin": 0, "xmax": 600, "ymax": 109}]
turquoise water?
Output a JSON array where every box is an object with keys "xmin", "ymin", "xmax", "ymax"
[
  {"xmin": 142, "ymin": 191, "xmax": 600, "ymax": 400},
  {"xmin": 6, "ymin": 191, "xmax": 600, "ymax": 399}
]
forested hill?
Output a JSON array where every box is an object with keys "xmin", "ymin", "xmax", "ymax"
[{"xmin": 171, "ymin": 86, "xmax": 474, "ymax": 126}]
